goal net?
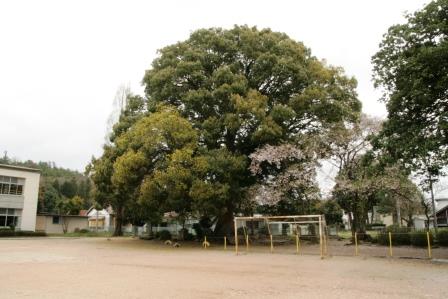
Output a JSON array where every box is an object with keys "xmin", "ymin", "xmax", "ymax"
[{"xmin": 234, "ymin": 215, "xmax": 328, "ymax": 257}]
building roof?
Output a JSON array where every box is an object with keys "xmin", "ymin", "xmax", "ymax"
[
  {"xmin": 0, "ymin": 163, "xmax": 41, "ymax": 173},
  {"xmin": 436, "ymin": 198, "xmax": 448, "ymax": 213},
  {"xmin": 437, "ymin": 205, "xmax": 448, "ymax": 217},
  {"xmin": 79, "ymin": 210, "xmax": 88, "ymax": 216},
  {"xmin": 37, "ymin": 213, "xmax": 88, "ymax": 218}
]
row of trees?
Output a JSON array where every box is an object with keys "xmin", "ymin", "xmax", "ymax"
[
  {"xmin": 0, "ymin": 153, "xmax": 93, "ymax": 216},
  {"xmin": 38, "ymin": 178, "xmax": 92, "ymax": 214},
  {"xmin": 88, "ymin": 0, "xmax": 447, "ymax": 237}
]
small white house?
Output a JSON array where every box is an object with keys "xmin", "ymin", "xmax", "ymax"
[
  {"xmin": 86, "ymin": 206, "xmax": 133, "ymax": 233},
  {"xmin": 0, "ymin": 164, "xmax": 40, "ymax": 231},
  {"xmin": 86, "ymin": 206, "xmax": 114, "ymax": 232}
]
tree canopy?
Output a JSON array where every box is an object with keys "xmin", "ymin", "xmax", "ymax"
[
  {"xmin": 142, "ymin": 26, "xmax": 361, "ymax": 233},
  {"xmin": 372, "ymin": 0, "xmax": 448, "ymax": 174},
  {"xmin": 89, "ymin": 26, "xmax": 362, "ymax": 236}
]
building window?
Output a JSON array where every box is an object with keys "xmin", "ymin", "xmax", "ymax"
[
  {"xmin": 0, "ymin": 176, "xmax": 25, "ymax": 195},
  {"xmin": 0, "ymin": 208, "xmax": 18, "ymax": 227},
  {"xmin": 52, "ymin": 216, "xmax": 60, "ymax": 224}
]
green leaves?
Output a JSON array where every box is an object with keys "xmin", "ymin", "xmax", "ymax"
[
  {"xmin": 90, "ymin": 25, "xmax": 362, "ymax": 234},
  {"xmin": 372, "ymin": 0, "xmax": 448, "ymax": 175},
  {"xmin": 144, "ymin": 25, "xmax": 361, "ymax": 155}
]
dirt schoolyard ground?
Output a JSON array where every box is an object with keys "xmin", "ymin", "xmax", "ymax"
[{"xmin": 0, "ymin": 238, "xmax": 447, "ymax": 299}]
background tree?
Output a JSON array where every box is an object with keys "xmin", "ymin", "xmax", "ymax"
[
  {"xmin": 372, "ymin": 0, "xmax": 448, "ymax": 230},
  {"xmin": 315, "ymin": 199, "xmax": 343, "ymax": 226},
  {"xmin": 60, "ymin": 178, "xmax": 78, "ymax": 199},
  {"xmin": 88, "ymin": 106, "xmax": 197, "ymax": 236},
  {"xmin": 248, "ymin": 142, "xmax": 321, "ymax": 216},
  {"xmin": 56, "ymin": 195, "xmax": 85, "ymax": 233},
  {"xmin": 326, "ymin": 114, "xmax": 382, "ymax": 234},
  {"xmin": 87, "ymin": 93, "xmax": 147, "ymax": 236}
]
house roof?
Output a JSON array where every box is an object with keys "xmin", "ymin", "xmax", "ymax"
[
  {"xmin": 436, "ymin": 198, "xmax": 448, "ymax": 213},
  {"xmin": 37, "ymin": 213, "xmax": 88, "ymax": 218},
  {"xmin": 436, "ymin": 205, "xmax": 448, "ymax": 217},
  {"xmin": 0, "ymin": 163, "xmax": 40, "ymax": 173},
  {"xmin": 86, "ymin": 205, "xmax": 115, "ymax": 216},
  {"xmin": 79, "ymin": 210, "xmax": 88, "ymax": 216}
]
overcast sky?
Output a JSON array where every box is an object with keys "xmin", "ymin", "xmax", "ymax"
[{"xmin": 0, "ymin": 0, "xmax": 429, "ymax": 173}]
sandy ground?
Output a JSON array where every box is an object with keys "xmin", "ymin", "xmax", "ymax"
[{"xmin": 0, "ymin": 238, "xmax": 447, "ymax": 299}]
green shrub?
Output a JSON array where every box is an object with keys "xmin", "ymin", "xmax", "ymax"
[
  {"xmin": 192, "ymin": 223, "xmax": 204, "ymax": 239},
  {"xmin": 0, "ymin": 230, "xmax": 47, "ymax": 237},
  {"xmin": 383, "ymin": 225, "xmax": 411, "ymax": 245},
  {"xmin": 184, "ymin": 232, "xmax": 195, "ymax": 241},
  {"xmin": 159, "ymin": 230, "xmax": 171, "ymax": 240},
  {"xmin": 377, "ymin": 226, "xmax": 411, "ymax": 246},
  {"xmin": 436, "ymin": 229, "xmax": 448, "ymax": 246},
  {"xmin": 79, "ymin": 229, "xmax": 89, "ymax": 233},
  {"xmin": 0, "ymin": 229, "xmax": 15, "ymax": 237},
  {"xmin": 257, "ymin": 226, "xmax": 270, "ymax": 236},
  {"xmin": 410, "ymin": 231, "xmax": 432, "ymax": 247},
  {"xmin": 237, "ymin": 227, "xmax": 246, "ymax": 235},
  {"xmin": 377, "ymin": 232, "xmax": 389, "ymax": 245}
]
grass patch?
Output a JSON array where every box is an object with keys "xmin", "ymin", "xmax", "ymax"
[{"xmin": 48, "ymin": 231, "xmax": 114, "ymax": 238}]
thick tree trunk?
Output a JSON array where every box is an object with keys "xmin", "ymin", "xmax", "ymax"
[
  {"xmin": 406, "ymin": 214, "xmax": 414, "ymax": 228},
  {"xmin": 348, "ymin": 212, "xmax": 354, "ymax": 236},
  {"xmin": 214, "ymin": 210, "xmax": 234, "ymax": 239},
  {"xmin": 147, "ymin": 222, "xmax": 153, "ymax": 237},
  {"xmin": 113, "ymin": 205, "xmax": 123, "ymax": 236},
  {"xmin": 396, "ymin": 198, "xmax": 401, "ymax": 227},
  {"xmin": 351, "ymin": 200, "xmax": 367, "ymax": 240}
]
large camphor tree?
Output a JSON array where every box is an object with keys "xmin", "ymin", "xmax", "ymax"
[
  {"xmin": 372, "ymin": 0, "xmax": 448, "ymax": 230},
  {"xmin": 143, "ymin": 26, "xmax": 361, "ymax": 235}
]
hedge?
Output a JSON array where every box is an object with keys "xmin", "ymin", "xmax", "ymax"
[
  {"xmin": 158, "ymin": 230, "xmax": 172, "ymax": 240},
  {"xmin": 377, "ymin": 226, "xmax": 411, "ymax": 245},
  {"xmin": 0, "ymin": 230, "xmax": 47, "ymax": 237},
  {"xmin": 410, "ymin": 231, "xmax": 432, "ymax": 247},
  {"xmin": 437, "ymin": 229, "xmax": 448, "ymax": 246}
]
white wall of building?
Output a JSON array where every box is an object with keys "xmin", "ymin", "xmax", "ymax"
[
  {"xmin": 87, "ymin": 208, "xmax": 113, "ymax": 231},
  {"xmin": 35, "ymin": 215, "xmax": 88, "ymax": 233},
  {"xmin": 0, "ymin": 165, "xmax": 40, "ymax": 231}
]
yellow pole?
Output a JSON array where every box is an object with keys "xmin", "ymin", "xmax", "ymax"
[
  {"xmin": 234, "ymin": 219, "xmax": 238, "ymax": 255},
  {"xmin": 205, "ymin": 236, "xmax": 207, "ymax": 250},
  {"xmin": 323, "ymin": 228, "xmax": 328, "ymax": 256},
  {"xmin": 270, "ymin": 234, "xmax": 273, "ymax": 253},
  {"xmin": 319, "ymin": 216, "xmax": 323, "ymax": 259},
  {"xmin": 427, "ymin": 232, "xmax": 432, "ymax": 259},
  {"xmin": 224, "ymin": 236, "xmax": 227, "ymax": 250},
  {"xmin": 354, "ymin": 232, "xmax": 358, "ymax": 256},
  {"xmin": 388, "ymin": 232, "xmax": 393, "ymax": 257},
  {"xmin": 245, "ymin": 233, "xmax": 249, "ymax": 252},
  {"xmin": 296, "ymin": 233, "xmax": 300, "ymax": 254}
]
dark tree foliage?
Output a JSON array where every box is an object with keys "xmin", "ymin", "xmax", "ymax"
[
  {"xmin": 372, "ymin": 0, "xmax": 448, "ymax": 174},
  {"xmin": 372, "ymin": 0, "xmax": 448, "ymax": 230}
]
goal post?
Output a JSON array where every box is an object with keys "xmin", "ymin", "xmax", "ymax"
[{"xmin": 233, "ymin": 215, "xmax": 328, "ymax": 258}]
